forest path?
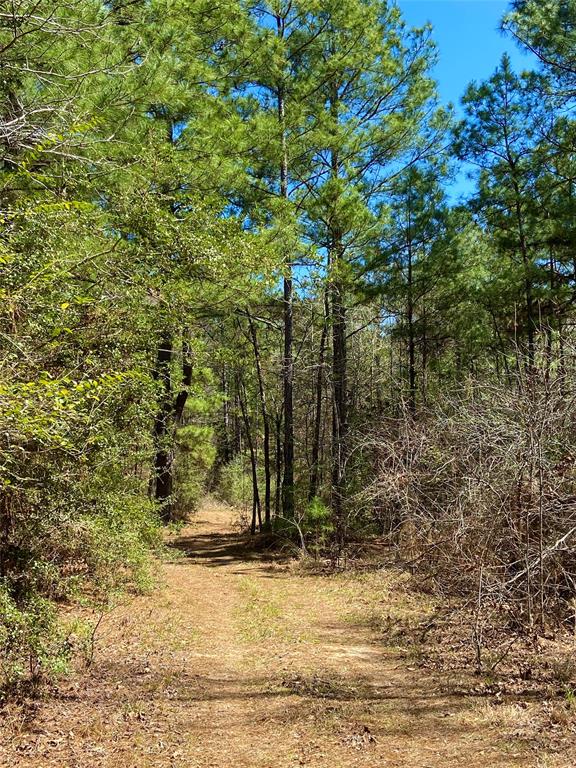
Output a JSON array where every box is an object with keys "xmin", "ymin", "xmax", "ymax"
[{"xmin": 2, "ymin": 499, "xmax": 536, "ymax": 767}]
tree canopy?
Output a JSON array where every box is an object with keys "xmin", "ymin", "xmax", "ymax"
[{"xmin": 3, "ymin": 0, "xmax": 576, "ymax": 690}]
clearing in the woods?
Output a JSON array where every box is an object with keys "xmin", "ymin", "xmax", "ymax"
[{"xmin": 0, "ymin": 500, "xmax": 566, "ymax": 767}]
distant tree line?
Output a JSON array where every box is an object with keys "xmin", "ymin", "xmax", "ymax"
[{"xmin": 1, "ymin": 0, "xmax": 576, "ymax": 687}]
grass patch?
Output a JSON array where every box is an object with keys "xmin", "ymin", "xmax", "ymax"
[
  {"xmin": 329, "ymin": 570, "xmax": 436, "ymax": 644},
  {"xmin": 235, "ymin": 577, "xmax": 313, "ymax": 644},
  {"xmin": 235, "ymin": 577, "xmax": 286, "ymax": 642}
]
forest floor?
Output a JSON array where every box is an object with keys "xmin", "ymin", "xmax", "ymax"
[{"xmin": 0, "ymin": 498, "xmax": 574, "ymax": 767}]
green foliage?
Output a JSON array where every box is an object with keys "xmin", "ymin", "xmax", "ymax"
[
  {"xmin": 303, "ymin": 497, "xmax": 334, "ymax": 555},
  {"xmin": 218, "ymin": 456, "xmax": 257, "ymax": 510},
  {"xmin": 174, "ymin": 425, "xmax": 217, "ymax": 517},
  {"xmin": 4, "ymin": 0, "xmax": 576, "ymax": 693},
  {"xmin": 505, "ymin": 1, "xmax": 576, "ymax": 95},
  {"xmin": 0, "ymin": 588, "xmax": 66, "ymax": 690},
  {"xmin": 0, "ymin": 0, "xmax": 271, "ymax": 690}
]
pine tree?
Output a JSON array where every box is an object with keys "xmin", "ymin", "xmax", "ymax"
[
  {"xmin": 298, "ymin": 0, "xmax": 445, "ymax": 534},
  {"xmin": 505, "ymin": 0, "xmax": 576, "ymax": 98},
  {"xmin": 454, "ymin": 55, "xmax": 549, "ymax": 367},
  {"xmin": 364, "ymin": 162, "xmax": 454, "ymax": 411}
]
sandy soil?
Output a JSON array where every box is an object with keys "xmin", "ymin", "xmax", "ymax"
[{"xmin": 0, "ymin": 499, "xmax": 561, "ymax": 767}]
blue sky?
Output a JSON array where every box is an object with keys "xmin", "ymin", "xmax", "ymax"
[
  {"xmin": 395, "ymin": 1, "xmax": 535, "ymax": 199},
  {"xmin": 396, "ymin": 0, "xmax": 532, "ymax": 111}
]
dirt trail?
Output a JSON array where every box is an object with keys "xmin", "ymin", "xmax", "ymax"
[{"xmin": 0, "ymin": 500, "xmax": 543, "ymax": 767}]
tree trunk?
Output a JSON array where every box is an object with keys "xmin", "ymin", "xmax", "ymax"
[
  {"xmin": 174, "ymin": 339, "xmax": 193, "ymax": 425},
  {"xmin": 274, "ymin": 410, "xmax": 283, "ymax": 518},
  {"xmin": 153, "ymin": 334, "xmax": 194, "ymax": 522},
  {"xmin": 511, "ymin": 176, "xmax": 536, "ymax": 368},
  {"xmin": 328, "ymin": 81, "xmax": 348, "ymax": 547},
  {"xmin": 308, "ymin": 292, "xmax": 329, "ymax": 501},
  {"xmin": 421, "ymin": 304, "xmax": 428, "ymax": 407},
  {"xmin": 330, "ymin": 266, "xmax": 348, "ymax": 545},
  {"xmin": 407, "ymin": 230, "xmax": 416, "ymax": 416},
  {"xmin": 282, "ymin": 264, "xmax": 295, "ymax": 519},
  {"xmin": 153, "ymin": 331, "xmax": 174, "ymax": 522},
  {"xmin": 238, "ymin": 378, "xmax": 262, "ymax": 535},
  {"xmin": 247, "ymin": 315, "xmax": 272, "ymax": 531},
  {"xmin": 276, "ymin": 13, "xmax": 295, "ymax": 521}
]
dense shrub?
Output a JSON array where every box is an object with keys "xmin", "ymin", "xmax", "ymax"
[
  {"xmin": 217, "ymin": 455, "xmax": 258, "ymax": 511},
  {"xmin": 356, "ymin": 369, "xmax": 576, "ymax": 632},
  {"xmin": 172, "ymin": 373, "xmax": 220, "ymax": 519},
  {"xmin": 0, "ymin": 371, "xmax": 161, "ymax": 690}
]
